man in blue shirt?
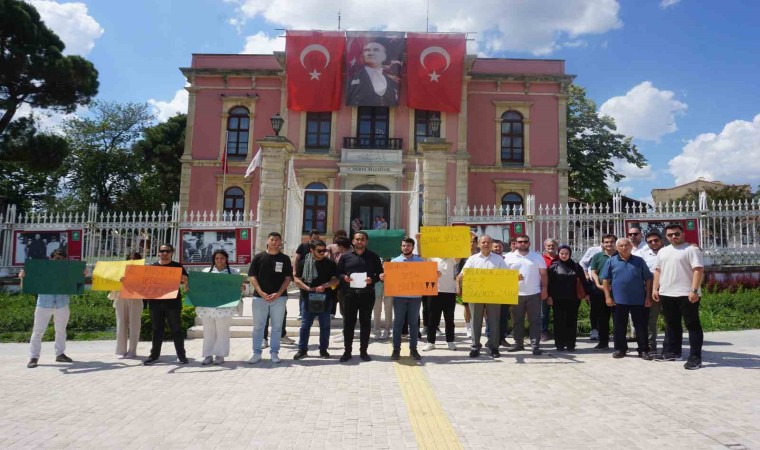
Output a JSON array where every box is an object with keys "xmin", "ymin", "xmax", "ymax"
[
  {"xmin": 600, "ymin": 238, "xmax": 654, "ymax": 360},
  {"xmin": 390, "ymin": 238, "xmax": 425, "ymax": 361}
]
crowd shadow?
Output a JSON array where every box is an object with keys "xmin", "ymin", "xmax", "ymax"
[{"xmin": 57, "ymin": 360, "xmax": 133, "ymax": 375}]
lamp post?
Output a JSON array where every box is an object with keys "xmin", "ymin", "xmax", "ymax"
[
  {"xmin": 429, "ymin": 114, "xmax": 441, "ymax": 138},
  {"xmin": 270, "ymin": 113, "xmax": 284, "ymax": 137}
]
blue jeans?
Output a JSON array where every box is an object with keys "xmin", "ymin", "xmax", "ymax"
[
  {"xmin": 298, "ymin": 295, "xmax": 332, "ymax": 351},
  {"xmin": 392, "ymin": 298, "xmax": 421, "ymax": 351},
  {"xmin": 252, "ymin": 296, "xmax": 287, "ymax": 355}
]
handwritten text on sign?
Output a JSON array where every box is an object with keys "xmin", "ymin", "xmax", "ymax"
[
  {"xmin": 419, "ymin": 226, "xmax": 471, "ymax": 258},
  {"xmin": 462, "ymin": 268, "xmax": 519, "ymax": 304},
  {"xmin": 120, "ymin": 265, "xmax": 182, "ymax": 300},
  {"xmin": 383, "ymin": 261, "xmax": 439, "ymax": 296}
]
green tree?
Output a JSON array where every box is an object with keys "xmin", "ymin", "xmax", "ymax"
[
  {"xmin": 678, "ymin": 184, "xmax": 754, "ymax": 208},
  {"xmin": 566, "ymin": 85, "xmax": 646, "ymax": 202},
  {"xmin": 0, "ymin": 0, "xmax": 99, "ymax": 135}
]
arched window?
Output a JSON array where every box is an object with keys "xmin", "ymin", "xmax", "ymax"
[
  {"xmin": 224, "ymin": 187, "xmax": 245, "ymax": 217},
  {"xmin": 500, "ymin": 111, "xmax": 524, "ymax": 164},
  {"xmin": 501, "ymin": 192, "xmax": 524, "ymax": 214},
  {"xmin": 303, "ymin": 183, "xmax": 328, "ymax": 233},
  {"xmin": 226, "ymin": 106, "xmax": 249, "ymax": 158}
]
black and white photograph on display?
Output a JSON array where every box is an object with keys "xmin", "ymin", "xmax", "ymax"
[
  {"xmin": 181, "ymin": 231, "xmax": 236, "ymax": 264},
  {"xmin": 14, "ymin": 232, "xmax": 69, "ymax": 264}
]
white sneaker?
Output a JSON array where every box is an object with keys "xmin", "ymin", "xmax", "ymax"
[
  {"xmin": 333, "ymin": 334, "xmax": 344, "ymax": 343},
  {"xmin": 421, "ymin": 327, "xmax": 428, "ymax": 335},
  {"xmin": 373, "ymin": 330, "xmax": 381, "ymax": 340},
  {"xmin": 262, "ymin": 338, "xmax": 269, "ymax": 349},
  {"xmin": 436, "ymin": 329, "xmax": 444, "ymax": 337},
  {"xmin": 214, "ymin": 356, "xmax": 224, "ymax": 365},
  {"xmin": 423, "ymin": 343, "xmax": 435, "ymax": 352},
  {"xmin": 248, "ymin": 354, "xmax": 262, "ymax": 364},
  {"xmin": 589, "ymin": 329, "xmax": 599, "ymax": 341},
  {"xmin": 271, "ymin": 354, "xmax": 281, "ymax": 364},
  {"xmin": 330, "ymin": 314, "xmax": 336, "ymax": 319},
  {"xmin": 281, "ymin": 336, "xmax": 295, "ymax": 345},
  {"xmin": 380, "ymin": 329, "xmax": 389, "ymax": 340},
  {"xmin": 201, "ymin": 356, "xmax": 213, "ymax": 366},
  {"xmin": 447, "ymin": 342, "xmax": 456, "ymax": 351},
  {"xmin": 466, "ymin": 325, "xmax": 472, "ymax": 338}
]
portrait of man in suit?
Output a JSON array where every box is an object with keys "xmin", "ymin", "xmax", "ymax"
[{"xmin": 347, "ymin": 41, "xmax": 400, "ymax": 107}]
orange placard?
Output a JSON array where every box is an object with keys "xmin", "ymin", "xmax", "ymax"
[
  {"xmin": 120, "ymin": 265, "xmax": 182, "ymax": 300},
  {"xmin": 383, "ymin": 261, "xmax": 438, "ymax": 297}
]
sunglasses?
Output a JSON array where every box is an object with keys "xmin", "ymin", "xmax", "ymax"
[
  {"xmin": 516, "ymin": 240, "xmax": 530, "ymax": 244},
  {"xmin": 314, "ymin": 249, "xmax": 327, "ymax": 254},
  {"xmin": 158, "ymin": 249, "xmax": 172, "ymax": 253},
  {"xmin": 666, "ymin": 232, "xmax": 682, "ymax": 238},
  {"xmin": 628, "ymin": 232, "xmax": 640, "ymax": 236},
  {"xmin": 646, "ymin": 239, "xmax": 661, "ymax": 245}
]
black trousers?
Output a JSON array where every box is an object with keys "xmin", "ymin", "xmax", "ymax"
[
  {"xmin": 661, "ymin": 295, "xmax": 703, "ymax": 358},
  {"xmin": 263, "ymin": 307, "xmax": 287, "ymax": 339},
  {"xmin": 343, "ymin": 289, "xmax": 375, "ymax": 353},
  {"xmin": 613, "ymin": 304, "xmax": 648, "ymax": 353},
  {"xmin": 590, "ymin": 288, "xmax": 612, "ymax": 345},
  {"xmin": 553, "ymin": 298, "xmax": 580, "ymax": 349},
  {"xmin": 149, "ymin": 302, "xmax": 185, "ymax": 359},
  {"xmin": 427, "ymin": 293, "xmax": 456, "ymax": 343}
]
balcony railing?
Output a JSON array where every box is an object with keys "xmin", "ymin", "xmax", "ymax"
[{"xmin": 343, "ymin": 136, "xmax": 403, "ymax": 150}]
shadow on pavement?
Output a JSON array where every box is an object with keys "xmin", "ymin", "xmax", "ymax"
[{"xmin": 58, "ymin": 360, "xmax": 132, "ymax": 375}]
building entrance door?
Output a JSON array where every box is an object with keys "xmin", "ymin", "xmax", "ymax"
[{"xmin": 350, "ymin": 185, "xmax": 390, "ymax": 231}]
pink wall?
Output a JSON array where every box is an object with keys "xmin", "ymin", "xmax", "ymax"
[{"xmin": 467, "ymin": 172, "xmax": 559, "ymax": 206}]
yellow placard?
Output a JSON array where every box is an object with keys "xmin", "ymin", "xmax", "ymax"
[
  {"xmin": 462, "ymin": 268, "xmax": 519, "ymax": 304},
  {"xmin": 120, "ymin": 265, "xmax": 182, "ymax": 300},
  {"xmin": 419, "ymin": 226, "xmax": 471, "ymax": 258},
  {"xmin": 383, "ymin": 261, "xmax": 439, "ymax": 296},
  {"xmin": 91, "ymin": 259, "xmax": 145, "ymax": 291}
]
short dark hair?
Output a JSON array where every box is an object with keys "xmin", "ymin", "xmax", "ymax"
[
  {"xmin": 309, "ymin": 239, "xmax": 327, "ymax": 249},
  {"xmin": 602, "ymin": 234, "xmax": 617, "ymax": 242},
  {"xmin": 401, "ymin": 237, "xmax": 415, "ymax": 246},
  {"xmin": 335, "ymin": 237, "xmax": 351, "ymax": 249},
  {"xmin": 268, "ymin": 232, "xmax": 282, "ymax": 239},
  {"xmin": 508, "ymin": 236, "xmax": 517, "ymax": 244},
  {"xmin": 353, "ymin": 231, "xmax": 369, "ymax": 241},
  {"xmin": 514, "ymin": 234, "xmax": 529, "ymax": 242},
  {"xmin": 127, "ymin": 252, "xmax": 143, "ymax": 260},
  {"xmin": 492, "ymin": 240, "xmax": 504, "ymax": 246},
  {"xmin": 333, "ymin": 229, "xmax": 347, "ymax": 238},
  {"xmin": 664, "ymin": 223, "xmax": 683, "ymax": 232},
  {"xmin": 50, "ymin": 249, "xmax": 67, "ymax": 259},
  {"xmin": 159, "ymin": 243, "xmax": 174, "ymax": 251},
  {"xmin": 645, "ymin": 231, "xmax": 662, "ymax": 240},
  {"xmin": 309, "ymin": 229, "xmax": 320, "ymax": 236}
]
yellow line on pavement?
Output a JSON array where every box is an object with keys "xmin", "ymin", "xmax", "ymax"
[{"xmin": 393, "ymin": 349, "xmax": 463, "ymax": 450}]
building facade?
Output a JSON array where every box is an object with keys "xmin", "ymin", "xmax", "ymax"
[{"xmin": 179, "ymin": 49, "xmax": 574, "ymax": 240}]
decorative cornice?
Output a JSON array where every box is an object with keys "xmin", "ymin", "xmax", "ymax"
[{"xmin": 471, "ymin": 165, "xmax": 562, "ymax": 175}]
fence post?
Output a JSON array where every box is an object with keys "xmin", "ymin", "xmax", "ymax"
[
  {"xmin": 169, "ymin": 202, "xmax": 180, "ymax": 254},
  {"xmin": 698, "ymin": 190, "xmax": 709, "ymax": 250},
  {"xmin": 1, "ymin": 204, "xmax": 17, "ymax": 268},
  {"xmin": 526, "ymin": 194, "xmax": 536, "ymax": 246},
  {"xmin": 84, "ymin": 203, "xmax": 98, "ymax": 262}
]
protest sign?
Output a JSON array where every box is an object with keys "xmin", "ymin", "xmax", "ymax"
[
  {"xmin": 383, "ymin": 261, "xmax": 438, "ymax": 296},
  {"xmin": 185, "ymin": 271, "xmax": 243, "ymax": 308},
  {"xmin": 419, "ymin": 226, "xmax": 471, "ymax": 258},
  {"xmin": 363, "ymin": 229, "xmax": 406, "ymax": 259},
  {"xmin": 461, "ymin": 268, "xmax": 519, "ymax": 304},
  {"xmin": 22, "ymin": 260, "xmax": 86, "ymax": 295},
  {"xmin": 91, "ymin": 260, "xmax": 145, "ymax": 291},
  {"xmin": 120, "ymin": 265, "xmax": 182, "ymax": 299}
]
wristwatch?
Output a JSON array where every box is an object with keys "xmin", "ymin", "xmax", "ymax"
[{"xmin": 691, "ymin": 289, "xmax": 699, "ymax": 294}]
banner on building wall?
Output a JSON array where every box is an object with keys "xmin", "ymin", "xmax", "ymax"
[
  {"xmin": 12, "ymin": 229, "xmax": 83, "ymax": 266},
  {"xmin": 286, "ymin": 30, "xmax": 346, "ymax": 111},
  {"xmin": 450, "ymin": 222, "xmax": 527, "ymax": 245},
  {"xmin": 406, "ymin": 33, "xmax": 466, "ymax": 113},
  {"xmin": 345, "ymin": 31, "xmax": 405, "ymax": 107},
  {"xmin": 624, "ymin": 219, "xmax": 700, "ymax": 246},
  {"xmin": 179, "ymin": 228, "xmax": 252, "ymax": 266}
]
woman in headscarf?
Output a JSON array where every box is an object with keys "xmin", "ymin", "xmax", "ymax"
[{"xmin": 546, "ymin": 245, "xmax": 589, "ymax": 352}]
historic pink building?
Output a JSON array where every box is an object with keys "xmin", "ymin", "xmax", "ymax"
[{"xmin": 179, "ymin": 51, "xmax": 573, "ymax": 238}]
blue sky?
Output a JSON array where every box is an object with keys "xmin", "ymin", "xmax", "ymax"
[{"xmin": 23, "ymin": 0, "xmax": 760, "ymax": 203}]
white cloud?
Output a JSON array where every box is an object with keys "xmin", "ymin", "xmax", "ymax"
[
  {"xmin": 27, "ymin": 0, "xmax": 104, "ymax": 55},
  {"xmin": 668, "ymin": 114, "xmax": 760, "ymax": 186},
  {"xmin": 599, "ymin": 81, "xmax": 688, "ymax": 141},
  {"xmin": 660, "ymin": 0, "xmax": 680, "ymax": 9},
  {"xmin": 226, "ymin": 0, "xmax": 622, "ymax": 56},
  {"xmin": 148, "ymin": 89, "xmax": 189, "ymax": 122},
  {"xmin": 241, "ymin": 31, "xmax": 284, "ymax": 54},
  {"xmin": 615, "ymin": 159, "xmax": 655, "ymax": 180},
  {"xmin": 13, "ymin": 103, "xmax": 87, "ymax": 134}
]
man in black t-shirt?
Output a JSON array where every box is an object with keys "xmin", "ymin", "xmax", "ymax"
[
  {"xmin": 247, "ymin": 232, "xmax": 293, "ymax": 364},
  {"xmin": 143, "ymin": 244, "xmax": 189, "ymax": 366},
  {"xmin": 293, "ymin": 239, "xmax": 338, "ymax": 360}
]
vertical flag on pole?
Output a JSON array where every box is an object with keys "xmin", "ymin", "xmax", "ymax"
[{"xmin": 245, "ymin": 147, "xmax": 262, "ymax": 178}]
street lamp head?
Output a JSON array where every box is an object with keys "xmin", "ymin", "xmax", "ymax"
[
  {"xmin": 270, "ymin": 113, "xmax": 284, "ymax": 137},
  {"xmin": 429, "ymin": 114, "xmax": 441, "ymax": 138}
]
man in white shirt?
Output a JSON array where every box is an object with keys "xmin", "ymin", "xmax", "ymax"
[
  {"xmin": 504, "ymin": 235, "xmax": 548, "ymax": 355},
  {"xmin": 457, "ymin": 235, "xmax": 507, "ymax": 359}
]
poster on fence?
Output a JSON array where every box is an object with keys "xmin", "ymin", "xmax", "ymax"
[
  {"xmin": 179, "ymin": 228, "xmax": 252, "ymax": 265},
  {"xmin": 91, "ymin": 260, "xmax": 146, "ymax": 291},
  {"xmin": 383, "ymin": 261, "xmax": 439, "ymax": 296},
  {"xmin": 450, "ymin": 222, "xmax": 526, "ymax": 248},
  {"xmin": 461, "ymin": 268, "xmax": 519, "ymax": 304},
  {"xmin": 22, "ymin": 259, "xmax": 86, "ymax": 295},
  {"xmin": 120, "ymin": 265, "xmax": 182, "ymax": 299},
  {"xmin": 419, "ymin": 226, "xmax": 471, "ymax": 258},
  {"xmin": 625, "ymin": 219, "xmax": 699, "ymax": 246},
  {"xmin": 12, "ymin": 230, "xmax": 83, "ymax": 266}
]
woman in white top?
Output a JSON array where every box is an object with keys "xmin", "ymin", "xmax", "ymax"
[
  {"xmin": 195, "ymin": 249, "xmax": 241, "ymax": 365},
  {"xmin": 110, "ymin": 252, "xmax": 143, "ymax": 358}
]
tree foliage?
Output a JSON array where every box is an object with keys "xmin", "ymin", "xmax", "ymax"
[
  {"xmin": 0, "ymin": 0, "xmax": 99, "ymax": 135},
  {"xmin": 566, "ymin": 84, "xmax": 647, "ymax": 202},
  {"xmin": 678, "ymin": 185, "xmax": 756, "ymax": 208}
]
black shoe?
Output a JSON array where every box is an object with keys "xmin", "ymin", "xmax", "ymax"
[
  {"xmin": 469, "ymin": 349, "xmax": 480, "ymax": 358},
  {"xmin": 567, "ymin": 347, "xmax": 576, "ymax": 352},
  {"xmin": 507, "ymin": 345, "xmax": 525, "ymax": 353},
  {"xmin": 654, "ymin": 352, "xmax": 678, "ymax": 361},
  {"xmin": 532, "ymin": 348, "xmax": 543, "ymax": 356},
  {"xmin": 612, "ymin": 351, "xmax": 626, "ymax": 359},
  {"xmin": 177, "ymin": 356, "xmax": 189, "ymax": 364},
  {"xmin": 626, "ymin": 336, "xmax": 637, "ymax": 342},
  {"xmin": 593, "ymin": 344, "xmax": 610, "ymax": 351},
  {"xmin": 556, "ymin": 346, "xmax": 566, "ymax": 351},
  {"xmin": 319, "ymin": 350, "xmax": 330, "ymax": 359},
  {"xmin": 410, "ymin": 349, "xmax": 422, "ymax": 360},
  {"xmin": 684, "ymin": 356, "xmax": 702, "ymax": 370},
  {"xmin": 491, "ymin": 349, "xmax": 501, "ymax": 358},
  {"xmin": 638, "ymin": 351, "xmax": 653, "ymax": 361},
  {"xmin": 143, "ymin": 357, "xmax": 159, "ymax": 366},
  {"xmin": 55, "ymin": 353, "xmax": 73, "ymax": 363},
  {"xmin": 500, "ymin": 338, "xmax": 510, "ymax": 347},
  {"xmin": 391, "ymin": 349, "xmax": 401, "ymax": 360},
  {"xmin": 293, "ymin": 349, "xmax": 308, "ymax": 360},
  {"xmin": 27, "ymin": 358, "xmax": 38, "ymax": 368},
  {"xmin": 359, "ymin": 352, "xmax": 371, "ymax": 362},
  {"xmin": 339, "ymin": 352, "xmax": 352, "ymax": 362}
]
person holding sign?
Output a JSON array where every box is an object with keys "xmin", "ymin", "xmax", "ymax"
[
  {"xmin": 336, "ymin": 231, "xmax": 384, "ymax": 362},
  {"xmin": 293, "ymin": 240, "xmax": 339, "ymax": 360},
  {"xmin": 143, "ymin": 244, "xmax": 189, "ymax": 366},
  {"xmin": 195, "ymin": 250, "xmax": 242, "ymax": 365},
  {"xmin": 504, "ymin": 235, "xmax": 549, "ymax": 356},
  {"xmin": 388, "ymin": 238, "xmax": 426, "ymax": 361},
  {"xmin": 457, "ymin": 235, "xmax": 507, "ymax": 359},
  {"xmin": 108, "ymin": 252, "xmax": 144, "ymax": 359},
  {"xmin": 21, "ymin": 249, "xmax": 84, "ymax": 368},
  {"xmin": 248, "ymin": 232, "xmax": 293, "ymax": 364}
]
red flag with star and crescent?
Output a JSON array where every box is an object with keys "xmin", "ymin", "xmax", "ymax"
[
  {"xmin": 286, "ymin": 31, "xmax": 345, "ymax": 111},
  {"xmin": 406, "ymin": 33, "xmax": 466, "ymax": 113}
]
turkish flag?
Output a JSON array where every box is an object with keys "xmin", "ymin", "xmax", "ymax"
[
  {"xmin": 286, "ymin": 31, "xmax": 345, "ymax": 111},
  {"xmin": 406, "ymin": 33, "xmax": 466, "ymax": 113}
]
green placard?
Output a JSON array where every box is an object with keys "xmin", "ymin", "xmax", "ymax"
[
  {"xmin": 22, "ymin": 260, "xmax": 86, "ymax": 295},
  {"xmin": 186, "ymin": 271, "xmax": 243, "ymax": 308},
  {"xmin": 363, "ymin": 229, "xmax": 407, "ymax": 260}
]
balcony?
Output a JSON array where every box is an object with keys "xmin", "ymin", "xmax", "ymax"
[{"xmin": 342, "ymin": 136, "xmax": 403, "ymax": 150}]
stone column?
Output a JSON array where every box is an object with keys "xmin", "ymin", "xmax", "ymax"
[
  {"xmin": 255, "ymin": 137, "xmax": 295, "ymax": 253},
  {"xmin": 418, "ymin": 138, "xmax": 453, "ymax": 226},
  {"xmin": 178, "ymin": 86, "xmax": 199, "ymax": 211},
  {"xmin": 557, "ymin": 93, "xmax": 570, "ymax": 205}
]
